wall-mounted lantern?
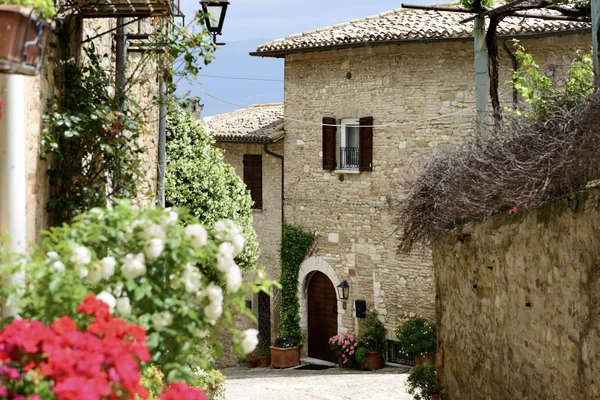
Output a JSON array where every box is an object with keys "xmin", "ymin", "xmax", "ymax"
[
  {"xmin": 199, "ymin": 0, "xmax": 229, "ymax": 45},
  {"xmin": 337, "ymin": 280, "xmax": 350, "ymax": 300}
]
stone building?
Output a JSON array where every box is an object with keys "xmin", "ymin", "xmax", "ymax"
[
  {"xmin": 0, "ymin": 8, "xmax": 169, "ymax": 248},
  {"xmin": 250, "ymin": 6, "xmax": 591, "ymax": 362},
  {"xmin": 203, "ymin": 104, "xmax": 285, "ymax": 348}
]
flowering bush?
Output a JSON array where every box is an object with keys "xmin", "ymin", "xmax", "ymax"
[
  {"xmin": 328, "ymin": 332, "xmax": 358, "ymax": 364},
  {"xmin": 2, "ymin": 201, "xmax": 273, "ymax": 383},
  {"xmin": 0, "ymin": 295, "xmax": 207, "ymax": 400},
  {"xmin": 396, "ymin": 318, "xmax": 437, "ymax": 358}
]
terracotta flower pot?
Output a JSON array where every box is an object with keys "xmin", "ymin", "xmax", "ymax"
[
  {"xmin": 0, "ymin": 5, "xmax": 52, "ymax": 76},
  {"xmin": 360, "ymin": 352, "xmax": 385, "ymax": 371},
  {"xmin": 246, "ymin": 360, "xmax": 259, "ymax": 368},
  {"xmin": 270, "ymin": 346, "xmax": 300, "ymax": 369},
  {"xmin": 259, "ymin": 356, "xmax": 271, "ymax": 367},
  {"xmin": 432, "ymin": 395, "xmax": 440, "ymax": 400},
  {"xmin": 415, "ymin": 354, "xmax": 436, "ymax": 366}
]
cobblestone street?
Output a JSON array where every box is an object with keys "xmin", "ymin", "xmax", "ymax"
[{"xmin": 222, "ymin": 365, "xmax": 412, "ymax": 400}]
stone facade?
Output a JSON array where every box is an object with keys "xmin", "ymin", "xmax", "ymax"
[
  {"xmin": 282, "ymin": 33, "xmax": 590, "ymax": 344},
  {"xmin": 2, "ymin": 16, "xmax": 161, "ymax": 248},
  {"xmin": 433, "ymin": 189, "xmax": 600, "ymax": 400}
]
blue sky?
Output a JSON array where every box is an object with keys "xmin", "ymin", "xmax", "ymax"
[{"xmin": 178, "ymin": 0, "xmax": 429, "ymax": 117}]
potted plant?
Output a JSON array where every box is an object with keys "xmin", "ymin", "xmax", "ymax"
[
  {"xmin": 356, "ymin": 310, "xmax": 387, "ymax": 371},
  {"xmin": 329, "ymin": 331, "xmax": 358, "ymax": 366},
  {"xmin": 245, "ymin": 349, "xmax": 259, "ymax": 369},
  {"xmin": 0, "ymin": 0, "xmax": 55, "ymax": 75},
  {"xmin": 407, "ymin": 365, "xmax": 440, "ymax": 400},
  {"xmin": 396, "ymin": 317, "xmax": 437, "ymax": 366},
  {"xmin": 258, "ymin": 347, "xmax": 271, "ymax": 367},
  {"xmin": 270, "ymin": 335, "xmax": 303, "ymax": 369}
]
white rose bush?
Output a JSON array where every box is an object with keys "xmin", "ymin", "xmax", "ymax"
[{"xmin": 2, "ymin": 200, "xmax": 276, "ymax": 383}]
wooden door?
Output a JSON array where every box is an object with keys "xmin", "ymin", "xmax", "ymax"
[{"xmin": 307, "ymin": 272, "xmax": 338, "ymax": 362}]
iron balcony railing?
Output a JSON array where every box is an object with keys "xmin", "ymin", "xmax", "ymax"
[
  {"xmin": 340, "ymin": 147, "xmax": 359, "ymax": 170},
  {"xmin": 387, "ymin": 340, "xmax": 415, "ymax": 366}
]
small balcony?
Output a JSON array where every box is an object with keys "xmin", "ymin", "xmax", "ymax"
[
  {"xmin": 57, "ymin": 0, "xmax": 182, "ymax": 18},
  {"xmin": 340, "ymin": 147, "xmax": 359, "ymax": 170}
]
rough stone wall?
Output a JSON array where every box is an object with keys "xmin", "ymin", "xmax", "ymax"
[
  {"xmin": 283, "ymin": 33, "xmax": 590, "ymax": 339},
  {"xmin": 213, "ymin": 140, "xmax": 284, "ymax": 367},
  {"xmin": 14, "ymin": 17, "xmax": 161, "ymax": 247},
  {"xmin": 433, "ymin": 189, "xmax": 600, "ymax": 400}
]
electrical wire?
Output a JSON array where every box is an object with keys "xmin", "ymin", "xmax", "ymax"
[
  {"xmin": 179, "ymin": 80, "xmax": 512, "ymax": 128},
  {"xmin": 197, "ymin": 74, "xmax": 283, "ymax": 82}
]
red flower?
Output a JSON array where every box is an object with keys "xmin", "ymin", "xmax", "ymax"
[
  {"xmin": 51, "ymin": 317, "xmax": 77, "ymax": 335},
  {"xmin": 508, "ymin": 206, "xmax": 518, "ymax": 213},
  {"xmin": 77, "ymin": 295, "xmax": 111, "ymax": 320},
  {"xmin": 160, "ymin": 383, "xmax": 209, "ymax": 400}
]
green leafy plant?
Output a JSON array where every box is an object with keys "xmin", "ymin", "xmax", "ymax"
[
  {"xmin": 354, "ymin": 346, "xmax": 369, "ymax": 366},
  {"xmin": 142, "ymin": 365, "xmax": 167, "ymax": 400},
  {"xmin": 511, "ymin": 41, "xmax": 594, "ymax": 118},
  {"xmin": 165, "ymin": 101, "xmax": 259, "ymax": 272},
  {"xmin": 1, "ymin": 201, "xmax": 275, "ymax": 383},
  {"xmin": 41, "ymin": 45, "xmax": 147, "ymax": 225},
  {"xmin": 358, "ymin": 310, "xmax": 387, "ymax": 357},
  {"xmin": 0, "ymin": 0, "xmax": 55, "ymax": 18},
  {"xmin": 276, "ymin": 224, "xmax": 315, "ymax": 348},
  {"xmin": 259, "ymin": 347, "xmax": 271, "ymax": 357},
  {"xmin": 407, "ymin": 365, "xmax": 439, "ymax": 400},
  {"xmin": 194, "ymin": 368, "xmax": 226, "ymax": 400},
  {"xmin": 396, "ymin": 318, "xmax": 437, "ymax": 358}
]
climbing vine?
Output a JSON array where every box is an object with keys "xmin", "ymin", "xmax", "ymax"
[
  {"xmin": 41, "ymin": 45, "xmax": 148, "ymax": 225},
  {"xmin": 276, "ymin": 224, "xmax": 315, "ymax": 348}
]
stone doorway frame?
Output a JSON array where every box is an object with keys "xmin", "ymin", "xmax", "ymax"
[{"xmin": 298, "ymin": 256, "xmax": 345, "ymax": 339}]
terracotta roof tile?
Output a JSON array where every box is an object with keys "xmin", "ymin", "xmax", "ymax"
[{"xmin": 202, "ymin": 104, "xmax": 284, "ymax": 143}]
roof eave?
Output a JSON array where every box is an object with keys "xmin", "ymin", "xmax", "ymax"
[{"xmin": 249, "ymin": 27, "xmax": 591, "ymax": 58}]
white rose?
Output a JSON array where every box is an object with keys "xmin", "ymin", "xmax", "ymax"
[
  {"xmin": 206, "ymin": 283, "xmax": 223, "ymax": 305},
  {"xmin": 50, "ymin": 260, "xmax": 65, "ymax": 273},
  {"xmin": 116, "ymin": 296, "xmax": 132, "ymax": 315},
  {"xmin": 113, "ymin": 283, "xmax": 124, "ymax": 298},
  {"xmin": 97, "ymin": 291, "xmax": 117, "ymax": 314},
  {"xmin": 88, "ymin": 265, "xmax": 103, "ymax": 283},
  {"xmin": 204, "ymin": 303, "xmax": 223, "ymax": 325},
  {"xmin": 232, "ymin": 234, "xmax": 245, "ymax": 257},
  {"xmin": 216, "ymin": 242, "xmax": 235, "ymax": 272},
  {"xmin": 141, "ymin": 223, "xmax": 165, "ymax": 241},
  {"xmin": 161, "ymin": 209, "xmax": 178, "ymax": 228},
  {"xmin": 241, "ymin": 329, "xmax": 259, "ymax": 354},
  {"xmin": 152, "ymin": 311, "xmax": 173, "ymax": 332},
  {"xmin": 121, "ymin": 253, "xmax": 146, "ymax": 280},
  {"xmin": 185, "ymin": 224, "xmax": 208, "ymax": 249},
  {"xmin": 182, "ymin": 263, "xmax": 202, "ymax": 294},
  {"xmin": 47, "ymin": 251, "xmax": 59, "ymax": 260},
  {"xmin": 196, "ymin": 329, "xmax": 210, "ymax": 339},
  {"xmin": 101, "ymin": 256, "xmax": 116, "ymax": 280},
  {"xmin": 71, "ymin": 245, "xmax": 91, "ymax": 265},
  {"xmin": 226, "ymin": 264, "xmax": 242, "ymax": 292},
  {"xmin": 77, "ymin": 266, "xmax": 89, "ymax": 279},
  {"xmin": 215, "ymin": 220, "xmax": 242, "ymax": 243},
  {"xmin": 144, "ymin": 238, "xmax": 165, "ymax": 261}
]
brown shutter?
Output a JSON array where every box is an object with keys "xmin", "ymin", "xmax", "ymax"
[
  {"xmin": 243, "ymin": 154, "xmax": 263, "ymax": 209},
  {"xmin": 359, "ymin": 116, "xmax": 373, "ymax": 172},
  {"xmin": 322, "ymin": 117, "xmax": 337, "ymax": 171}
]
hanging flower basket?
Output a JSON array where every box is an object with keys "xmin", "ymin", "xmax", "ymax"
[{"xmin": 0, "ymin": 5, "xmax": 53, "ymax": 76}]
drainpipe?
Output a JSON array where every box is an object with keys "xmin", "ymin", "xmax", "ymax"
[
  {"xmin": 157, "ymin": 61, "xmax": 167, "ymax": 207},
  {"xmin": 0, "ymin": 73, "xmax": 27, "ymax": 317},
  {"xmin": 263, "ymin": 143, "xmax": 284, "ymax": 233}
]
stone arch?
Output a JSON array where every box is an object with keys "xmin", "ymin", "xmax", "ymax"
[{"xmin": 298, "ymin": 256, "xmax": 345, "ymax": 334}]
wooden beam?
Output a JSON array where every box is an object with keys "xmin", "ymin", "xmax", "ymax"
[
  {"xmin": 400, "ymin": 4, "xmax": 477, "ymax": 13},
  {"xmin": 461, "ymin": 0, "xmax": 533, "ymax": 23},
  {"xmin": 474, "ymin": 16, "xmax": 489, "ymax": 131}
]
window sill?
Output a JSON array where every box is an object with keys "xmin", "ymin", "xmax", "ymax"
[{"xmin": 333, "ymin": 169, "xmax": 360, "ymax": 174}]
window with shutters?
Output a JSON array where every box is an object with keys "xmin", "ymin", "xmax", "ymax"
[
  {"xmin": 322, "ymin": 116, "xmax": 373, "ymax": 173},
  {"xmin": 243, "ymin": 154, "xmax": 263, "ymax": 209}
]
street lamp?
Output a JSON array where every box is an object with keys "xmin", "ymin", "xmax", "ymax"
[
  {"xmin": 337, "ymin": 281, "xmax": 350, "ymax": 300},
  {"xmin": 200, "ymin": 0, "xmax": 230, "ymax": 45}
]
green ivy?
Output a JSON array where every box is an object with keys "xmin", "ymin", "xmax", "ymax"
[
  {"xmin": 276, "ymin": 224, "xmax": 315, "ymax": 348},
  {"xmin": 165, "ymin": 101, "xmax": 259, "ymax": 272},
  {"xmin": 41, "ymin": 45, "xmax": 147, "ymax": 225},
  {"xmin": 0, "ymin": 0, "xmax": 55, "ymax": 18}
]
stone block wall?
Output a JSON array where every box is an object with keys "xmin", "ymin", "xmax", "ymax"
[
  {"xmin": 433, "ymin": 189, "xmax": 600, "ymax": 400},
  {"xmin": 283, "ymin": 33, "xmax": 590, "ymax": 339}
]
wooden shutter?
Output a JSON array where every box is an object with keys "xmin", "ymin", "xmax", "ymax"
[
  {"xmin": 359, "ymin": 116, "xmax": 373, "ymax": 172},
  {"xmin": 243, "ymin": 154, "xmax": 263, "ymax": 209},
  {"xmin": 322, "ymin": 117, "xmax": 337, "ymax": 171}
]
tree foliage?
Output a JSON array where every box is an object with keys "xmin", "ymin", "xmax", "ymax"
[{"xmin": 165, "ymin": 102, "xmax": 259, "ymax": 272}]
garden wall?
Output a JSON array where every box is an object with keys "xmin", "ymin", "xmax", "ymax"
[{"xmin": 434, "ymin": 188, "xmax": 600, "ymax": 400}]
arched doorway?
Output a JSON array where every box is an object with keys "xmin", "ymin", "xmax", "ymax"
[{"xmin": 307, "ymin": 271, "xmax": 338, "ymax": 362}]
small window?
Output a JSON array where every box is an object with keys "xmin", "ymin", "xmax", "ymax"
[
  {"xmin": 243, "ymin": 154, "xmax": 263, "ymax": 209},
  {"xmin": 340, "ymin": 119, "xmax": 360, "ymax": 170}
]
